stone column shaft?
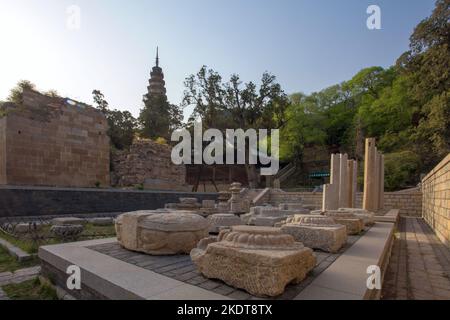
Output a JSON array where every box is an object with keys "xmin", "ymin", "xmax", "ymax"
[
  {"xmin": 338, "ymin": 154, "xmax": 349, "ymax": 208},
  {"xmin": 363, "ymin": 138, "xmax": 377, "ymax": 211},
  {"xmin": 347, "ymin": 160, "xmax": 358, "ymax": 208},
  {"xmin": 322, "ymin": 183, "xmax": 339, "ymax": 211}
]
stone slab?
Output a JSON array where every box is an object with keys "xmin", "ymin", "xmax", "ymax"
[
  {"xmin": 294, "ymin": 222, "xmax": 395, "ymax": 300},
  {"xmin": 39, "ymin": 239, "xmax": 227, "ymax": 300},
  {"xmin": 0, "ymin": 237, "xmax": 33, "ymax": 262}
]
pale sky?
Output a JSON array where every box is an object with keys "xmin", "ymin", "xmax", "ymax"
[{"xmin": 0, "ymin": 0, "xmax": 436, "ymax": 120}]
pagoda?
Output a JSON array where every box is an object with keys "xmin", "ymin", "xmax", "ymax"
[{"xmin": 144, "ymin": 47, "xmax": 167, "ymax": 102}]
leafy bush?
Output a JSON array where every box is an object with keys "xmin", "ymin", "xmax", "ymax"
[{"xmin": 384, "ymin": 151, "xmax": 421, "ymax": 191}]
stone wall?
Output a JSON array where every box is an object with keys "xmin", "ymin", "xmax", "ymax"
[
  {"xmin": 0, "ymin": 186, "xmax": 217, "ymax": 217},
  {"xmin": 0, "ymin": 89, "xmax": 110, "ymax": 188},
  {"xmin": 111, "ymin": 139, "xmax": 187, "ymax": 191},
  {"xmin": 422, "ymin": 154, "xmax": 450, "ymax": 247},
  {"xmin": 268, "ymin": 189, "xmax": 422, "ymax": 216}
]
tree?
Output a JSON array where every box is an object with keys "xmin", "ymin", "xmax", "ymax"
[
  {"xmin": 279, "ymin": 93, "xmax": 327, "ymax": 162},
  {"xmin": 7, "ymin": 80, "xmax": 36, "ymax": 105},
  {"xmin": 398, "ymin": 0, "xmax": 450, "ymax": 168},
  {"xmin": 92, "ymin": 90, "xmax": 137, "ymax": 150},
  {"xmin": 182, "ymin": 66, "xmax": 290, "ymax": 187},
  {"xmin": 139, "ymin": 95, "xmax": 183, "ymax": 140}
]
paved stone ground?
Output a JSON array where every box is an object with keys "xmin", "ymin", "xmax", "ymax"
[
  {"xmin": 382, "ymin": 217, "xmax": 450, "ymax": 300},
  {"xmin": 0, "ymin": 266, "xmax": 41, "ymax": 300},
  {"xmin": 91, "ymin": 233, "xmax": 363, "ymax": 300}
]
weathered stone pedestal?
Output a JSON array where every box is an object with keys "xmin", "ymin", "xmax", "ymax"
[
  {"xmin": 207, "ymin": 214, "xmax": 243, "ymax": 233},
  {"xmin": 279, "ymin": 203, "xmax": 310, "ymax": 214},
  {"xmin": 280, "ymin": 215, "xmax": 347, "ymax": 253},
  {"xmin": 191, "ymin": 226, "xmax": 316, "ymax": 297},
  {"xmin": 115, "ymin": 210, "xmax": 209, "ymax": 255},
  {"xmin": 338, "ymin": 208, "xmax": 375, "ymax": 226},
  {"xmin": 312, "ymin": 210, "xmax": 364, "ymax": 235},
  {"xmin": 247, "ymin": 207, "xmax": 294, "ymax": 227},
  {"xmin": 165, "ymin": 197, "xmax": 202, "ymax": 210}
]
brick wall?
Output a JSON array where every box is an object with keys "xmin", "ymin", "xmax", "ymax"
[
  {"xmin": 382, "ymin": 192, "xmax": 422, "ymax": 217},
  {"xmin": 422, "ymin": 154, "xmax": 450, "ymax": 247},
  {"xmin": 268, "ymin": 189, "xmax": 422, "ymax": 215},
  {"xmin": 0, "ymin": 89, "xmax": 110, "ymax": 188}
]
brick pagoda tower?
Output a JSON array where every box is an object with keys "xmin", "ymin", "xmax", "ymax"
[{"xmin": 144, "ymin": 47, "xmax": 167, "ymax": 102}]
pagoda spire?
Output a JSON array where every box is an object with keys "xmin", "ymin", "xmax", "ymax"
[{"xmin": 156, "ymin": 46, "xmax": 159, "ymax": 67}]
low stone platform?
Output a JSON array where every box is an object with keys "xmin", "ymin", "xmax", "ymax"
[{"xmin": 38, "ymin": 220, "xmax": 396, "ymax": 300}]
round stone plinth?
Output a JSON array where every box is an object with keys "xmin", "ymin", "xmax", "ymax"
[{"xmin": 115, "ymin": 210, "xmax": 209, "ymax": 255}]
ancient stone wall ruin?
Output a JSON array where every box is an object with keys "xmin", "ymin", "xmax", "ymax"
[
  {"xmin": 0, "ymin": 89, "xmax": 110, "ymax": 188},
  {"xmin": 111, "ymin": 139, "xmax": 187, "ymax": 191}
]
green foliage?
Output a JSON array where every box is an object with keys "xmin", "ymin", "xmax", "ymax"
[
  {"xmin": 139, "ymin": 95, "xmax": 183, "ymax": 140},
  {"xmin": 2, "ymin": 277, "xmax": 58, "ymax": 300},
  {"xmin": 92, "ymin": 90, "xmax": 137, "ymax": 150},
  {"xmin": 155, "ymin": 137, "xmax": 168, "ymax": 145},
  {"xmin": 280, "ymin": 93, "xmax": 326, "ymax": 161},
  {"xmin": 7, "ymin": 80, "xmax": 36, "ymax": 105},
  {"xmin": 384, "ymin": 151, "xmax": 421, "ymax": 191},
  {"xmin": 281, "ymin": 0, "xmax": 449, "ymax": 187},
  {"xmin": 0, "ymin": 245, "xmax": 39, "ymax": 273},
  {"xmin": 183, "ymin": 65, "xmax": 289, "ymax": 131},
  {"xmin": 182, "ymin": 66, "xmax": 290, "ymax": 187}
]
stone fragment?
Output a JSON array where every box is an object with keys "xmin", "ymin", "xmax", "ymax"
[
  {"xmin": 207, "ymin": 214, "xmax": 243, "ymax": 233},
  {"xmin": 51, "ymin": 224, "xmax": 84, "ymax": 238},
  {"xmin": 89, "ymin": 217, "xmax": 114, "ymax": 226},
  {"xmin": 202, "ymin": 200, "xmax": 216, "ymax": 209},
  {"xmin": 313, "ymin": 210, "xmax": 364, "ymax": 235},
  {"xmin": 191, "ymin": 225, "xmax": 316, "ymax": 297},
  {"xmin": 165, "ymin": 198, "xmax": 202, "ymax": 211},
  {"xmin": 338, "ymin": 208, "xmax": 375, "ymax": 226},
  {"xmin": 280, "ymin": 215, "xmax": 347, "ymax": 253},
  {"xmin": 279, "ymin": 203, "xmax": 306, "ymax": 211},
  {"xmin": 115, "ymin": 210, "xmax": 209, "ymax": 255},
  {"xmin": 14, "ymin": 223, "xmax": 30, "ymax": 234},
  {"xmin": 230, "ymin": 182, "xmax": 244, "ymax": 213},
  {"xmin": 250, "ymin": 207, "xmax": 293, "ymax": 227},
  {"xmin": 52, "ymin": 217, "xmax": 86, "ymax": 226}
]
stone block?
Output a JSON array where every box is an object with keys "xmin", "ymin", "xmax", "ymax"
[
  {"xmin": 280, "ymin": 215, "xmax": 347, "ymax": 253},
  {"xmin": 323, "ymin": 211, "xmax": 364, "ymax": 235},
  {"xmin": 191, "ymin": 226, "xmax": 316, "ymax": 297},
  {"xmin": 89, "ymin": 217, "xmax": 114, "ymax": 226},
  {"xmin": 207, "ymin": 214, "xmax": 243, "ymax": 233},
  {"xmin": 51, "ymin": 224, "xmax": 84, "ymax": 238},
  {"xmin": 52, "ymin": 217, "xmax": 86, "ymax": 226}
]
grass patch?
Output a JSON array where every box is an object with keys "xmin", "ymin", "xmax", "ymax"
[
  {"xmin": 0, "ymin": 223, "xmax": 116, "ymax": 254},
  {"xmin": 0, "ymin": 245, "xmax": 40, "ymax": 273},
  {"xmin": 2, "ymin": 277, "xmax": 58, "ymax": 300}
]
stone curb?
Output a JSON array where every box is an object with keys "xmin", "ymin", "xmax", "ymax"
[{"xmin": 0, "ymin": 237, "xmax": 35, "ymax": 262}]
